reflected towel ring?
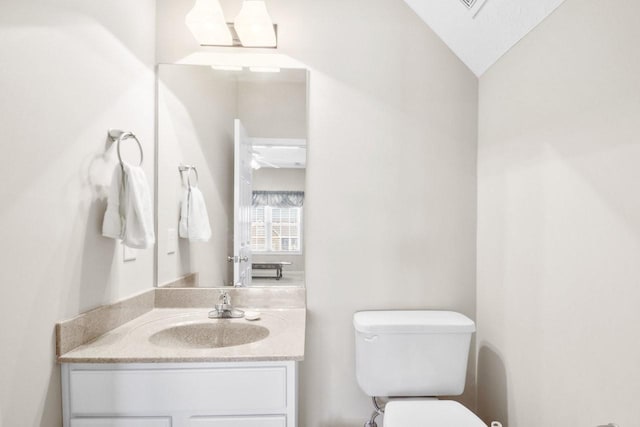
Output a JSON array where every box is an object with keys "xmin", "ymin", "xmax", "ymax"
[
  {"xmin": 179, "ymin": 164, "xmax": 199, "ymax": 187},
  {"xmin": 108, "ymin": 129, "xmax": 143, "ymax": 167}
]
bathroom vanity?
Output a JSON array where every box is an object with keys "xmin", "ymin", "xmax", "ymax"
[
  {"xmin": 61, "ymin": 361, "xmax": 296, "ymax": 427},
  {"xmin": 56, "ymin": 288, "xmax": 306, "ymax": 427}
]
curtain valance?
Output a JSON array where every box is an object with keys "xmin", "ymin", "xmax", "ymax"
[{"xmin": 252, "ymin": 191, "xmax": 304, "ymax": 208}]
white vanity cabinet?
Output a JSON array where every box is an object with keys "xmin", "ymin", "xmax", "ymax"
[{"xmin": 61, "ymin": 361, "xmax": 297, "ymax": 427}]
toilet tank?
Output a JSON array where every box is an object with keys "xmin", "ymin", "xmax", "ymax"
[{"xmin": 353, "ymin": 310, "xmax": 475, "ymax": 397}]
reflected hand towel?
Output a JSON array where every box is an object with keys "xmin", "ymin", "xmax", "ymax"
[{"xmin": 179, "ymin": 185, "xmax": 212, "ymax": 242}]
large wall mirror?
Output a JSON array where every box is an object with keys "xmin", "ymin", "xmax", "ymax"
[{"xmin": 156, "ymin": 64, "xmax": 308, "ymax": 288}]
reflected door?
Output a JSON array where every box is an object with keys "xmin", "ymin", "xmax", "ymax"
[{"xmin": 233, "ymin": 119, "xmax": 253, "ymax": 286}]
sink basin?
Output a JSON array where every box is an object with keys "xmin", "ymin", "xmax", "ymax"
[{"xmin": 149, "ymin": 322, "xmax": 270, "ymax": 349}]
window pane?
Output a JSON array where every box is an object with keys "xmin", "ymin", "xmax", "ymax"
[
  {"xmin": 250, "ymin": 204, "xmax": 302, "ymax": 253},
  {"xmin": 251, "ymin": 206, "xmax": 266, "ymax": 251},
  {"xmin": 270, "ymin": 207, "xmax": 301, "ymax": 252}
]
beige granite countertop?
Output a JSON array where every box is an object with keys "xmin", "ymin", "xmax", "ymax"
[{"xmin": 58, "ymin": 307, "xmax": 306, "ymax": 363}]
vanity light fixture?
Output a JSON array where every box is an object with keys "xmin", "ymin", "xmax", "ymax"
[
  {"xmin": 234, "ymin": 0, "xmax": 277, "ymax": 47},
  {"xmin": 185, "ymin": 0, "xmax": 278, "ymax": 48},
  {"xmin": 211, "ymin": 65, "xmax": 243, "ymax": 71},
  {"xmin": 185, "ymin": 0, "xmax": 233, "ymax": 46},
  {"xmin": 249, "ymin": 66, "xmax": 281, "ymax": 73}
]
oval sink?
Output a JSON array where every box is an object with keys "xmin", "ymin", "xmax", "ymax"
[{"xmin": 149, "ymin": 322, "xmax": 269, "ymax": 349}]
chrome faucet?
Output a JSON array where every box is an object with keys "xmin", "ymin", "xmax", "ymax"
[{"xmin": 208, "ymin": 290, "xmax": 245, "ymax": 319}]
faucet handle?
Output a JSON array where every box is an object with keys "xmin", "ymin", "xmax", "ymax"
[{"xmin": 219, "ymin": 290, "xmax": 231, "ymax": 305}]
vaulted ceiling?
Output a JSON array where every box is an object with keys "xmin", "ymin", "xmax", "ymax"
[{"xmin": 403, "ymin": 0, "xmax": 567, "ymax": 76}]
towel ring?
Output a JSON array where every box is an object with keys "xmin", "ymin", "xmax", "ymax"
[
  {"xmin": 108, "ymin": 129, "xmax": 143, "ymax": 167},
  {"xmin": 179, "ymin": 164, "xmax": 199, "ymax": 187}
]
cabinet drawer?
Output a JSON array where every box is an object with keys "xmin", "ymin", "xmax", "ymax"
[
  {"xmin": 190, "ymin": 416, "xmax": 286, "ymax": 427},
  {"xmin": 70, "ymin": 418, "xmax": 171, "ymax": 427},
  {"xmin": 69, "ymin": 366, "xmax": 287, "ymax": 415}
]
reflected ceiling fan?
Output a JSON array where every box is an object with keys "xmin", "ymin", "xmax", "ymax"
[{"xmin": 250, "ymin": 150, "xmax": 280, "ymax": 169}]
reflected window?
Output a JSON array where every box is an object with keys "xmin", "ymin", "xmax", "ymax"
[{"xmin": 251, "ymin": 206, "xmax": 302, "ymax": 253}]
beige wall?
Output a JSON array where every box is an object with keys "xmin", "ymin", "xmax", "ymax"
[
  {"xmin": 158, "ymin": 0, "xmax": 479, "ymax": 425},
  {"xmin": 477, "ymin": 0, "xmax": 640, "ymax": 425},
  {"xmin": 237, "ymin": 81, "xmax": 307, "ymax": 139},
  {"xmin": 253, "ymin": 168, "xmax": 305, "ymax": 192},
  {"xmin": 300, "ymin": 2, "xmax": 479, "ymax": 420},
  {"xmin": 157, "ymin": 65, "xmax": 236, "ymax": 287},
  {"xmin": 0, "ymin": 0, "xmax": 156, "ymax": 425}
]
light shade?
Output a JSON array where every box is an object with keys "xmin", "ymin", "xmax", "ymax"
[
  {"xmin": 234, "ymin": 1, "xmax": 277, "ymax": 48},
  {"xmin": 185, "ymin": 0, "xmax": 233, "ymax": 46}
]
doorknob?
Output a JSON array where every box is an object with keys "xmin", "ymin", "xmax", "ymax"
[{"xmin": 227, "ymin": 256, "xmax": 237, "ymax": 263}]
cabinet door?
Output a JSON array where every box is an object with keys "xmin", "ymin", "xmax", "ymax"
[
  {"xmin": 190, "ymin": 416, "xmax": 286, "ymax": 427},
  {"xmin": 70, "ymin": 418, "xmax": 171, "ymax": 427},
  {"xmin": 69, "ymin": 366, "xmax": 287, "ymax": 415}
]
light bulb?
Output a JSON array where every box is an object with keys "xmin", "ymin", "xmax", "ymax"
[
  {"xmin": 185, "ymin": 0, "xmax": 232, "ymax": 46},
  {"xmin": 234, "ymin": 1, "xmax": 277, "ymax": 47}
]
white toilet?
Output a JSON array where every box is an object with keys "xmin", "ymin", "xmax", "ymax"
[{"xmin": 353, "ymin": 310, "xmax": 487, "ymax": 427}]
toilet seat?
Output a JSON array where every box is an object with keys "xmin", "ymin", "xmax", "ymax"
[{"xmin": 384, "ymin": 400, "xmax": 487, "ymax": 427}]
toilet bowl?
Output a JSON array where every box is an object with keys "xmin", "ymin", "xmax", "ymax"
[
  {"xmin": 384, "ymin": 400, "xmax": 486, "ymax": 427},
  {"xmin": 353, "ymin": 310, "xmax": 486, "ymax": 426}
]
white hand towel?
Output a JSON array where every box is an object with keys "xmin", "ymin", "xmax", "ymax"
[
  {"xmin": 122, "ymin": 163, "xmax": 155, "ymax": 249},
  {"xmin": 102, "ymin": 166, "xmax": 125, "ymax": 240},
  {"xmin": 179, "ymin": 185, "xmax": 212, "ymax": 242},
  {"xmin": 102, "ymin": 164, "xmax": 155, "ymax": 249}
]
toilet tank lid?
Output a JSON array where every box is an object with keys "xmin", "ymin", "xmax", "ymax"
[{"xmin": 353, "ymin": 310, "xmax": 475, "ymax": 334}]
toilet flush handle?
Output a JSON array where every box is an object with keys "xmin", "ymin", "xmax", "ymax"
[{"xmin": 363, "ymin": 335, "xmax": 378, "ymax": 343}]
